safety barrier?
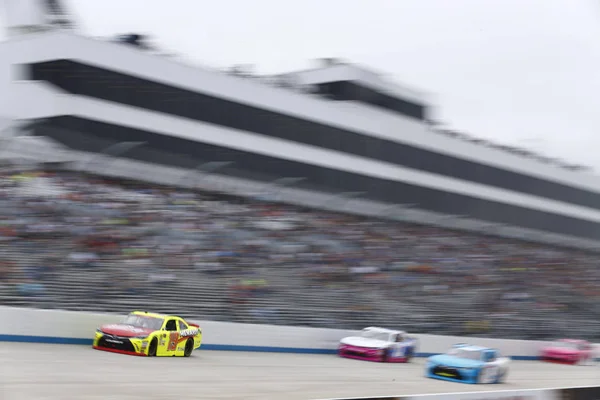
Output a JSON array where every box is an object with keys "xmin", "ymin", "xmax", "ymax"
[
  {"xmin": 0, "ymin": 306, "xmax": 598, "ymax": 361},
  {"xmin": 313, "ymin": 385, "xmax": 600, "ymax": 400}
]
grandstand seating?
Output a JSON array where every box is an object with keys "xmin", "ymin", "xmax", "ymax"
[{"xmin": 0, "ymin": 168, "xmax": 598, "ymax": 340}]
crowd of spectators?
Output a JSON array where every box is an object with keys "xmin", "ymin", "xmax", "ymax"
[{"xmin": 0, "ymin": 166, "xmax": 598, "ymax": 340}]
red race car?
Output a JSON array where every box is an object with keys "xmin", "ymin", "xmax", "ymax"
[{"xmin": 539, "ymin": 339, "xmax": 594, "ymax": 365}]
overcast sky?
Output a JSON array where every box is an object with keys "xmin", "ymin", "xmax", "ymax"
[{"xmin": 11, "ymin": 1, "xmax": 600, "ymax": 169}]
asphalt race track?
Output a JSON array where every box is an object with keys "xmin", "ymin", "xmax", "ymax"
[{"xmin": 1, "ymin": 344, "xmax": 598, "ymax": 400}]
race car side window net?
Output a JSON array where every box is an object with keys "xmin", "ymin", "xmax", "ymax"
[{"xmin": 165, "ymin": 320, "xmax": 177, "ymax": 331}]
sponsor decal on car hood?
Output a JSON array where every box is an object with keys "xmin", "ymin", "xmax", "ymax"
[
  {"xmin": 340, "ymin": 336, "xmax": 389, "ymax": 348},
  {"xmin": 100, "ymin": 324, "xmax": 154, "ymax": 337}
]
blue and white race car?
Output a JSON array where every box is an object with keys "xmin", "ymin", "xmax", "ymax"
[{"xmin": 426, "ymin": 344, "xmax": 510, "ymax": 384}]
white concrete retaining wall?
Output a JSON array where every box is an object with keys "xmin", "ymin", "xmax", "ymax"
[{"xmin": 0, "ymin": 306, "xmax": 598, "ymax": 360}]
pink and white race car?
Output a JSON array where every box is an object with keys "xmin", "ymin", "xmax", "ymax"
[
  {"xmin": 338, "ymin": 327, "xmax": 418, "ymax": 363},
  {"xmin": 539, "ymin": 339, "xmax": 594, "ymax": 365}
]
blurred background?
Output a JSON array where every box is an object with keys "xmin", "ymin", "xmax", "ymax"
[
  {"xmin": 0, "ymin": 0, "xmax": 599, "ymax": 342},
  {"xmin": 1, "ymin": 164, "xmax": 598, "ymax": 341}
]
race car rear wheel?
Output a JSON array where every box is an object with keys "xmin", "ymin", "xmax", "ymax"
[
  {"xmin": 576, "ymin": 356, "xmax": 591, "ymax": 366},
  {"xmin": 184, "ymin": 339, "xmax": 193, "ymax": 357},
  {"xmin": 477, "ymin": 366, "xmax": 498, "ymax": 384},
  {"xmin": 381, "ymin": 348, "xmax": 390, "ymax": 362},
  {"xmin": 497, "ymin": 368, "xmax": 508, "ymax": 383},
  {"xmin": 148, "ymin": 339, "xmax": 157, "ymax": 357},
  {"xmin": 405, "ymin": 347, "xmax": 414, "ymax": 362}
]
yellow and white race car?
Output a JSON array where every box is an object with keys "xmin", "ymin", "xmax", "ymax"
[{"xmin": 93, "ymin": 311, "xmax": 202, "ymax": 357}]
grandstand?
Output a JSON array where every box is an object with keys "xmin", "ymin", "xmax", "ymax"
[{"xmin": 0, "ymin": 168, "xmax": 598, "ymax": 340}]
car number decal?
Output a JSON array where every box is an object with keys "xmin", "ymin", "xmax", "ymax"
[
  {"xmin": 167, "ymin": 332, "xmax": 178, "ymax": 351},
  {"xmin": 392, "ymin": 346, "xmax": 406, "ymax": 358}
]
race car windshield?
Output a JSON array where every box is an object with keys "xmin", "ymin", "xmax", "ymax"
[
  {"xmin": 448, "ymin": 349, "xmax": 483, "ymax": 361},
  {"xmin": 121, "ymin": 315, "xmax": 164, "ymax": 330},
  {"xmin": 361, "ymin": 330, "xmax": 390, "ymax": 342},
  {"xmin": 551, "ymin": 341, "xmax": 578, "ymax": 349}
]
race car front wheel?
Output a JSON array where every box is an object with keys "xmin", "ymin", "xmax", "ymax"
[
  {"xmin": 497, "ymin": 368, "xmax": 508, "ymax": 383},
  {"xmin": 184, "ymin": 339, "xmax": 193, "ymax": 357},
  {"xmin": 148, "ymin": 339, "xmax": 157, "ymax": 357}
]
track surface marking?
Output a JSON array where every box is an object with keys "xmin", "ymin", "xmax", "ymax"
[{"xmin": 1, "ymin": 344, "xmax": 598, "ymax": 400}]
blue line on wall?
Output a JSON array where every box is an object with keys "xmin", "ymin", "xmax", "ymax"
[
  {"xmin": 0, "ymin": 334, "xmax": 543, "ymax": 360},
  {"xmin": 0, "ymin": 334, "xmax": 92, "ymax": 345}
]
